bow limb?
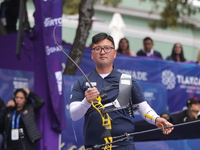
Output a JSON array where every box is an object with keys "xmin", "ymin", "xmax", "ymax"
[
  {"xmin": 92, "ymin": 96, "xmax": 113, "ymax": 150},
  {"xmin": 53, "ymin": 26, "xmax": 112, "ymax": 149}
]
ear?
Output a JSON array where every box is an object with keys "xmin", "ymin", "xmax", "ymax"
[
  {"xmin": 91, "ymin": 53, "xmax": 93, "ymax": 60},
  {"xmin": 113, "ymin": 49, "xmax": 117, "ymax": 59}
]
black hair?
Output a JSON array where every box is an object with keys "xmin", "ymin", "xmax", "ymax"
[
  {"xmin": 143, "ymin": 37, "xmax": 153, "ymax": 44},
  {"xmin": 92, "ymin": 32, "xmax": 115, "ymax": 48},
  {"xmin": 13, "ymin": 88, "xmax": 31, "ymax": 105},
  {"xmin": 117, "ymin": 38, "xmax": 129, "ymax": 54},
  {"xmin": 14, "ymin": 88, "xmax": 27, "ymax": 97},
  {"xmin": 170, "ymin": 43, "xmax": 186, "ymax": 62}
]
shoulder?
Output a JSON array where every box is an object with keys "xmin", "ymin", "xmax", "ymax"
[
  {"xmin": 136, "ymin": 49, "xmax": 145, "ymax": 55},
  {"xmin": 74, "ymin": 71, "xmax": 97, "ymax": 88},
  {"xmin": 166, "ymin": 56, "xmax": 173, "ymax": 60},
  {"xmin": 107, "ymin": 69, "xmax": 122, "ymax": 80},
  {"xmin": 112, "ymin": 69, "xmax": 122, "ymax": 75},
  {"xmin": 4, "ymin": 107, "xmax": 14, "ymax": 117},
  {"xmin": 76, "ymin": 71, "xmax": 95, "ymax": 82},
  {"xmin": 171, "ymin": 110, "xmax": 187, "ymax": 122},
  {"xmin": 153, "ymin": 50, "xmax": 163, "ymax": 58},
  {"xmin": 153, "ymin": 50, "xmax": 161, "ymax": 55}
]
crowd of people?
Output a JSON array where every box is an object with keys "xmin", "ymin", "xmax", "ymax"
[{"xmin": 117, "ymin": 36, "xmax": 200, "ymax": 64}]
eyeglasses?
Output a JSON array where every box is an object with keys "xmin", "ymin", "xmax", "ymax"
[{"xmin": 92, "ymin": 46, "xmax": 114, "ymax": 54}]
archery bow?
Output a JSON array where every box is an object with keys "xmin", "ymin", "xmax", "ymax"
[
  {"xmin": 53, "ymin": 27, "xmax": 200, "ymax": 149},
  {"xmin": 94, "ymin": 118, "xmax": 200, "ymax": 148},
  {"xmin": 53, "ymin": 26, "xmax": 113, "ymax": 150}
]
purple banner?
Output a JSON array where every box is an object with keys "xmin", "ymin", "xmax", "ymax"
[{"xmin": 39, "ymin": 0, "xmax": 65, "ymax": 131}]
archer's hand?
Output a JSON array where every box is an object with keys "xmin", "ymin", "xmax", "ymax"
[
  {"xmin": 155, "ymin": 117, "xmax": 174, "ymax": 135},
  {"xmin": 85, "ymin": 87, "xmax": 100, "ymax": 103}
]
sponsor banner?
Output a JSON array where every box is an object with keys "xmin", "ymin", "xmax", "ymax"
[
  {"xmin": 0, "ymin": 69, "xmax": 34, "ymax": 103},
  {"xmin": 40, "ymin": 0, "xmax": 65, "ymax": 131}
]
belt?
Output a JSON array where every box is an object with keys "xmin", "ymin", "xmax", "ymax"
[{"xmin": 85, "ymin": 145, "xmax": 120, "ymax": 150}]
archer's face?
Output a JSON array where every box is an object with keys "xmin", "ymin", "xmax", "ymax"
[{"xmin": 91, "ymin": 39, "xmax": 116, "ymax": 68}]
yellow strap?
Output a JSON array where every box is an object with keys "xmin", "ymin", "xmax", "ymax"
[
  {"xmin": 144, "ymin": 113, "xmax": 154, "ymax": 120},
  {"xmin": 92, "ymin": 96, "xmax": 113, "ymax": 150}
]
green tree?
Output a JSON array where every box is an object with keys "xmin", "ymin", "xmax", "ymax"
[
  {"xmin": 140, "ymin": 0, "xmax": 200, "ymax": 30},
  {"xmin": 62, "ymin": 0, "xmax": 122, "ymax": 75}
]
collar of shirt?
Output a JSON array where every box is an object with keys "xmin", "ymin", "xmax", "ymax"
[
  {"xmin": 142, "ymin": 49, "xmax": 154, "ymax": 56},
  {"xmin": 99, "ymin": 73, "xmax": 110, "ymax": 79}
]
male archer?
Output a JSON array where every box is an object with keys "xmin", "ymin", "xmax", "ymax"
[{"xmin": 69, "ymin": 32, "xmax": 173, "ymax": 150}]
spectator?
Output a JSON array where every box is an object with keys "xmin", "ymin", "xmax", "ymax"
[
  {"xmin": 117, "ymin": 38, "xmax": 136, "ymax": 56},
  {"xmin": 166, "ymin": 43, "xmax": 187, "ymax": 62},
  {"xmin": 172, "ymin": 97, "xmax": 200, "ymax": 123},
  {"xmin": 137, "ymin": 37, "xmax": 163, "ymax": 59},
  {"xmin": 0, "ymin": 88, "xmax": 45, "ymax": 150},
  {"xmin": 196, "ymin": 49, "xmax": 200, "ymax": 65},
  {"xmin": 160, "ymin": 110, "xmax": 173, "ymax": 123}
]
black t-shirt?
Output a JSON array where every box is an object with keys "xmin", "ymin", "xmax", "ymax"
[{"xmin": 71, "ymin": 69, "xmax": 145, "ymax": 147}]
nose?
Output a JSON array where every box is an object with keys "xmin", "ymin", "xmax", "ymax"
[
  {"xmin": 100, "ymin": 48, "xmax": 106, "ymax": 54},
  {"xmin": 15, "ymin": 97, "xmax": 21, "ymax": 102}
]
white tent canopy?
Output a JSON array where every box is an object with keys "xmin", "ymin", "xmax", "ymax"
[{"xmin": 109, "ymin": 12, "xmax": 126, "ymax": 49}]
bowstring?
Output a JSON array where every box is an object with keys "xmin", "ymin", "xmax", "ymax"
[
  {"xmin": 53, "ymin": 25, "xmax": 93, "ymax": 88},
  {"xmin": 53, "ymin": 25, "xmax": 79, "ymax": 143}
]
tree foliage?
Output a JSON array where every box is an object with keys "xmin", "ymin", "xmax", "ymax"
[
  {"xmin": 140, "ymin": 0, "xmax": 200, "ymax": 30},
  {"xmin": 62, "ymin": 0, "xmax": 122, "ymax": 15}
]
